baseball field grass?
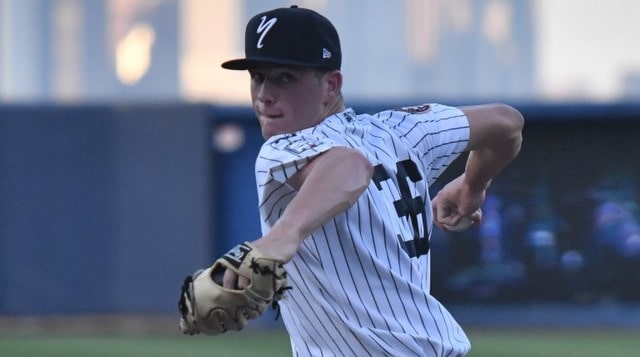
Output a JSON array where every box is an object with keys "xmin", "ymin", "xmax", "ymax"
[{"xmin": 1, "ymin": 328, "xmax": 639, "ymax": 356}]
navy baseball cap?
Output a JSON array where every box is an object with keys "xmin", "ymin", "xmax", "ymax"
[{"xmin": 221, "ymin": 5, "xmax": 341, "ymax": 70}]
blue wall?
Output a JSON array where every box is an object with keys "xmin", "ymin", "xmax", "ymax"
[{"xmin": 0, "ymin": 104, "xmax": 218, "ymax": 314}]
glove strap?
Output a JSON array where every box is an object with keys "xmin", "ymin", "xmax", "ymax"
[{"xmin": 221, "ymin": 242, "xmax": 254, "ymax": 270}]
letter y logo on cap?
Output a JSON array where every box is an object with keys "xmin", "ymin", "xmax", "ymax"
[{"xmin": 256, "ymin": 16, "xmax": 277, "ymax": 49}]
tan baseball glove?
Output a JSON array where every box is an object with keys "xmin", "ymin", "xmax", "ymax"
[{"xmin": 178, "ymin": 242, "xmax": 289, "ymax": 335}]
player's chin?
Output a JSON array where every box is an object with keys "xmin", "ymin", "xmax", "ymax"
[
  {"xmin": 260, "ymin": 126, "xmax": 277, "ymax": 139},
  {"xmin": 260, "ymin": 121, "xmax": 287, "ymax": 139}
]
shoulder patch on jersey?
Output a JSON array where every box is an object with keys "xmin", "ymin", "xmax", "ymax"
[
  {"xmin": 398, "ymin": 104, "xmax": 431, "ymax": 114},
  {"xmin": 284, "ymin": 139, "xmax": 321, "ymax": 155},
  {"xmin": 269, "ymin": 134, "xmax": 326, "ymax": 156}
]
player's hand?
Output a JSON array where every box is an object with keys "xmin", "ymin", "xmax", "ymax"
[{"xmin": 432, "ymin": 174, "xmax": 485, "ymax": 230}]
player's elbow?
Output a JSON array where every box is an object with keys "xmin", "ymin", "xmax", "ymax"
[
  {"xmin": 341, "ymin": 148, "xmax": 374, "ymax": 195},
  {"xmin": 358, "ymin": 154, "xmax": 374, "ymax": 191},
  {"xmin": 501, "ymin": 104, "xmax": 524, "ymax": 154},
  {"xmin": 463, "ymin": 103, "xmax": 524, "ymax": 154},
  {"xmin": 501, "ymin": 104, "xmax": 524, "ymax": 134}
]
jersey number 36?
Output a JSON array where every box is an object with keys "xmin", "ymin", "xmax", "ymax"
[{"xmin": 372, "ymin": 159, "xmax": 429, "ymax": 258}]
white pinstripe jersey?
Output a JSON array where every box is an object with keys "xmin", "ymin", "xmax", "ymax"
[{"xmin": 255, "ymin": 104, "xmax": 471, "ymax": 356}]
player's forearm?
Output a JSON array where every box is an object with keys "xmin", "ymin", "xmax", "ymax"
[
  {"xmin": 463, "ymin": 108, "xmax": 523, "ymax": 192},
  {"xmin": 268, "ymin": 148, "xmax": 373, "ymax": 245},
  {"xmin": 464, "ymin": 144, "xmax": 518, "ymax": 191}
]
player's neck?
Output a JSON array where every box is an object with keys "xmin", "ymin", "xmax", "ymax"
[{"xmin": 322, "ymin": 95, "xmax": 346, "ymax": 118}]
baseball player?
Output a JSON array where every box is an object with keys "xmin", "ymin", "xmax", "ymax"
[{"xmin": 179, "ymin": 6, "xmax": 523, "ymax": 356}]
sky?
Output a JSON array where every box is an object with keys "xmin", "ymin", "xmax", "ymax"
[
  {"xmin": 2, "ymin": 0, "xmax": 640, "ymax": 103},
  {"xmin": 211, "ymin": 0, "xmax": 640, "ymax": 103},
  {"xmin": 535, "ymin": 0, "xmax": 640, "ymax": 100}
]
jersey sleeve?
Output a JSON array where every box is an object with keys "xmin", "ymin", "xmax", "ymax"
[
  {"xmin": 392, "ymin": 103, "xmax": 470, "ymax": 183},
  {"xmin": 256, "ymin": 133, "xmax": 338, "ymax": 184}
]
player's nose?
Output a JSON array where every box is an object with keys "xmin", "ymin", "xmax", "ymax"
[{"xmin": 255, "ymin": 82, "xmax": 276, "ymax": 106}]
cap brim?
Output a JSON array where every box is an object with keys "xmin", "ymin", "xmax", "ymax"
[
  {"xmin": 220, "ymin": 58, "xmax": 254, "ymax": 70},
  {"xmin": 221, "ymin": 57, "xmax": 330, "ymax": 70}
]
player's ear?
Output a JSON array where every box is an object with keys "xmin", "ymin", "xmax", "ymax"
[{"xmin": 325, "ymin": 70, "xmax": 343, "ymax": 96}]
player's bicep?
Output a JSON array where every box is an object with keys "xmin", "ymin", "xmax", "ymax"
[
  {"xmin": 286, "ymin": 147, "xmax": 368, "ymax": 191},
  {"xmin": 460, "ymin": 104, "xmax": 523, "ymax": 152}
]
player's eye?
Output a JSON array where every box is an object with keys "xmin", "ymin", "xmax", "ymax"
[
  {"xmin": 250, "ymin": 71, "xmax": 265, "ymax": 84},
  {"xmin": 277, "ymin": 72, "xmax": 295, "ymax": 84}
]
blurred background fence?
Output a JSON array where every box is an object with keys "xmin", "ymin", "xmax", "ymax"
[{"xmin": 1, "ymin": 101, "xmax": 640, "ymax": 319}]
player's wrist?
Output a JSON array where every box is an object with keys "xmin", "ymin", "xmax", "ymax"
[
  {"xmin": 461, "ymin": 172, "xmax": 492, "ymax": 195},
  {"xmin": 253, "ymin": 229, "xmax": 302, "ymax": 263}
]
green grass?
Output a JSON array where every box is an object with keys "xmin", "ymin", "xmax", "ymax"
[
  {"xmin": 1, "ymin": 328, "xmax": 639, "ymax": 356},
  {"xmin": 466, "ymin": 329, "xmax": 640, "ymax": 357},
  {"xmin": 0, "ymin": 330, "xmax": 292, "ymax": 357}
]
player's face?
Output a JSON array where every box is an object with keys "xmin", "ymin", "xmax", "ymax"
[{"xmin": 249, "ymin": 66, "xmax": 333, "ymax": 139}]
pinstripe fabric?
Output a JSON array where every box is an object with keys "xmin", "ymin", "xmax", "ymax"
[{"xmin": 256, "ymin": 104, "xmax": 471, "ymax": 356}]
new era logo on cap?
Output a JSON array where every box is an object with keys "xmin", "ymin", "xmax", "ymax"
[{"xmin": 221, "ymin": 5, "xmax": 341, "ymax": 70}]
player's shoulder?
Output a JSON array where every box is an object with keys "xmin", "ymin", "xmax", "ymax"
[
  {"xmin": 391, "ymin": 103, "xmax": 461, "ymax": 116},
  {"xmin": 367, "ymin": 103, "xmax": 461, "ymax": 123}
]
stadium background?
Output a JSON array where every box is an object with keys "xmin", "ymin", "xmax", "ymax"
[{"xmin": 1, "ymin": 0, "xmax": 640, "ymax": 355}]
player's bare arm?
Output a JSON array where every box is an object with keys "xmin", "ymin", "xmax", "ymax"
[
  {"xmin": 222, "ymin": 146, "xmax": 373, "ymax": 290},
  {"xmin": 433, "ymin": 104, "xmax": 523, "ymax": 229},
  {"xmin": 462, "ymin": 103, "xmax": 524, "ymax": 190},
  {"xmin": 253, "ymin": 146, "xmax": 372, "ymax": 261}
]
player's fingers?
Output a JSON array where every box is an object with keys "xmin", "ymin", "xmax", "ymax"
[
  {"xmin": 431, "ymin": 198, "xmax": 440, "ymax": 225},
  {"xmin": 431, "ymin": 198, "xmax": 449, "ymax": 229},
  {"xmin": 220, "ymin": 268, "xmax": 251, "ymax": 290},
  {"xmin": 469, "ymin": 208, "xmax": 483, "ymax": 225},
  {"xmin": 432, "ymin": 198, "xmax": 452, "ymax": 226},
  {"xmin": 437, "ymin": 201, "xmax": 461, "ymax": 226},
  {"xmin": 222, "ymin": 269, "xmax": 239, "ymax": 289},
  {"xmin": 433, "ymin": 196, "xmax": 447, "ymax": 221},
  {"xmin": 237, "ymin": 275, "xmax": 251, "ymax": 290}
]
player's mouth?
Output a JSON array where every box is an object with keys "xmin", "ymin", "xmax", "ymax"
[{"xmin": 258, "ymin": 111, "xmax": 283, "ymax": 120}]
